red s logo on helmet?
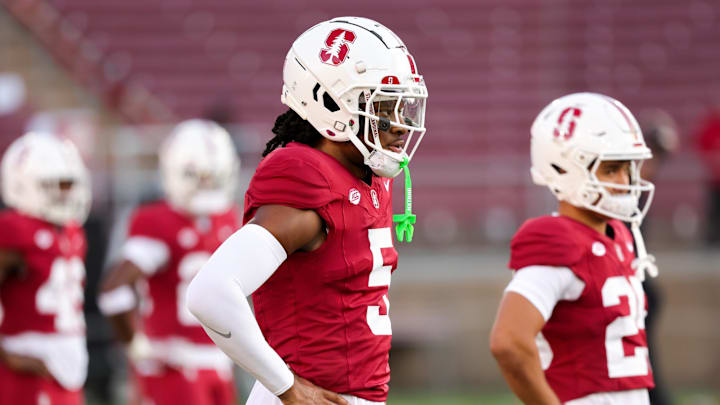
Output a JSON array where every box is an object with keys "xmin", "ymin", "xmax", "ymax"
[
  {"xmin": 553, "ymin": 107, "xmax": 582, "ymax": 140},
  {"xmin": 320, "ymin": 29, "xmax": 356, "ymax": 66}
]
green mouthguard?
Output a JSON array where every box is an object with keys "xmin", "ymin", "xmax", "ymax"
[{"xmin": 392, "ymin": 158, "xmax": 416, "ymax": 242}]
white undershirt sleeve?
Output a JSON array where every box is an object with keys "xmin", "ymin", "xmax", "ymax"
[
  {"xmin": 186, "ymin": 223, "xmax": 294, "ymax": 396},
  {"xmin": 122, "ymin": 236, "xmax": 170, "ymax": 275},
  {"xmin": 97, "ymin": 284, "xmax": 137, "ymax": 316},
  {"xmin": 505, "ymin": 265, "xmax": 586, "ymax": 321}
]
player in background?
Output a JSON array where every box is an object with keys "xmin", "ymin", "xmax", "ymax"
[
  {"xmin": 186, "ymin": 16, "xmax": 427, "ymax": 405},
  {"xmin": 98, "ymin": 120, "xmax": 240, "ymax": 405},
  {"xmin": 490, "ymin": 93, "xmax": 657, "ymax": 405},
  {"xmin": 0, "ymin": 132, "xmax": 91, "ymax": 405}
]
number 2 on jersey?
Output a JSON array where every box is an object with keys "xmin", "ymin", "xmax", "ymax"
[
  {"xmin": 367, "ymin": 227, "xmax": 393, "ymax": 335},
  {"xmin": 602, "ymin": 275, "xmax": 649, "ymax": 378}
]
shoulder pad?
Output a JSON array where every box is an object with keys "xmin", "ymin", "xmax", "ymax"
[
  {"xmin": 245, "ymin": 146, "xmax": 341, "ymax": 213},
  {"xmin": 127, "ymin": 202, "xmax": 171, "ymax": 239},
  {"xmin": 0, "ymin": 211, "xmax": 23, "ymax": 250},
  {"xmin": 509, "ymin": 216, "xmax": 586, "ymax": 270}
]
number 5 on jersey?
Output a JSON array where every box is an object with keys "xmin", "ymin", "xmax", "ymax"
[{"xmin": 367, "ymin": 227, "xmax": 394, "ymax": 336}]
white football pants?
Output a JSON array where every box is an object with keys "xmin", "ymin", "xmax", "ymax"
[
  {"xmin": 565, "ymin": 388, "xmax": 650, "ymax": 405},
  {"xmin": 245, "ymin": 380, "xmax": 385, "ymax": 405}
]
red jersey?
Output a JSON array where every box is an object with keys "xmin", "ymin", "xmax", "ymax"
[
  {"xmin": 0, "ymin": 210, "xmax": 88, "ymax": 390},
  {"xmin": 509, "ymin": 216, "xmax": 654, "ymax": 402},
  {"xmin": 125, "ymin": 201, "xmax": 238, "ymax": 344},
  {"xmin": 244, "ymin": 143, "xmax": 398, "ymax": 402},
  {"xmin": 0, "ymin": 210, "xmax": 86, "ymax": 336}
]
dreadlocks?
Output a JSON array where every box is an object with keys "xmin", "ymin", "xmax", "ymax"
[{"xmin": 262, "ymin": 109, "xmax": 324, "ymax": 157}]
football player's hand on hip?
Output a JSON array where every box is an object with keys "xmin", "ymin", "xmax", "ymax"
[
  {"xmin": 278, "ymin": 374, "xmax": 349, "ymax": 405},
  {"xmin": 1, "ymin": 352, "xmax": 53, "ymax": 379}
]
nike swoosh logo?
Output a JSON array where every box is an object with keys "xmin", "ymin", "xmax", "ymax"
[
  {"xmin": 206, "ymin": 325, "xmax": 231, "ymax": 339},
  {"xmin": 384, "ymin": 180, "xmax": 390, "ymax": 192}
]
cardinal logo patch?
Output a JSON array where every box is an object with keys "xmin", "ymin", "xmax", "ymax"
[
  {"xmin": 320, "ymin": 29, "xmax": 356, "ymax": 66},
  {"xmin": 178, "ymin": 228, "xmax": 198, "ymax": 249},
  {"xmin": 591, "ymin": 241, "xmax": 606, "ymax": 257},
  {"xmin": 34, "ymin": 229, "xmax": 53, "ymax": 250}
]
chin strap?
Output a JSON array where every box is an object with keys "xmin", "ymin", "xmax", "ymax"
[
  {"xmin": 630, "ymin": 221, "xmax": 658, "ymax": 281},
  {"xmin": 392, "ymin": 158, "xmax": 416, "ymax": 242}
]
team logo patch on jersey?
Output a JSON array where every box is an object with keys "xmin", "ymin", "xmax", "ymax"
[
  {"xmin": 371, "ymin": 189, "xmax": 380, "ymax": 209},
  {"xmin": 591, "ymin": 241, "xmax": 606, "ymax": 256},
  {"xmin": 38, "ymin": 392, "xmax": 51, "ymax": 405},
  {"xmin": 320, "ymin": 29, "xmax": 356, "ymax": 66},
  {"xmin": 348, "ymin": 188, "xmax": 361, "ymax": 205},
  {"xmin": 178, "ymin": 228, "xmax": 199, "ymax": 249},
  {"xmin": 34, "ymin": 229, "xmax": 53, "ymax": 250}
]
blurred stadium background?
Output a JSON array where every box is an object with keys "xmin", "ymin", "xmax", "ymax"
[{"xmin": 1, "ymin": 0, "xmax": 719, "ymax": 403}]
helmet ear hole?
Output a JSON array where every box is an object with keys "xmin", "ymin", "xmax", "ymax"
[
  {"xmin": 312, "ymin": 83, "xmax": 321, "ymax": 101},
  {"xmin": 551, "ymin": 163, "xmax": 567, "ymax": 174},
  {"xmin": 322, "ymin": 92, "xmax": 340, "ymax": 112}
]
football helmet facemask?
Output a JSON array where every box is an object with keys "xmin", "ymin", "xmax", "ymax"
[
  {"xmin": 160, "ymin": 119, "xmax": 239, "ymax": 216},
  {"xmin": 281, "ymin": 16, "xmax": 428, "ymax": 178},
  {"xmin": 1, "ymin": 132, "xmax": 91, "ymax": 225}
]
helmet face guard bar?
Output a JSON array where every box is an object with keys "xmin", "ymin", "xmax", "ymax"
[
  {"xmin": 578, "ymin": 154, "xmax": 655, "ymax": 224},
  {"xmin": 339, "ymin": 82, "xmax": 427, "ymax": 168}
]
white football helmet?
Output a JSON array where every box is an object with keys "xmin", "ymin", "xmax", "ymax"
[
  {"xmin": 281, "ymin": 16, "xmax": 428, "ymax": 178},
  {"xmin": 531, "ymin": 92, "xmax": 655, "ymax": 224},
  {"xmin": 160, "ymin": 119, "xmax": 239, "ymax": 216},
  {"xmin": 531, "ymin": 92, "xmax": 658, "ymax": 278},
  {"xmin": 1, "ymin": 132, "xmax": 91, "ymax": 225}
]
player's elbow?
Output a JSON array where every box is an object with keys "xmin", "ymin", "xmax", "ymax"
[
  {"xmin": 186, "ymin": 267, "xmax": 216, "ymax": 324},
  {"xmin": 489, "ymin": 327, "xmax": 525, "ymax": 367}
]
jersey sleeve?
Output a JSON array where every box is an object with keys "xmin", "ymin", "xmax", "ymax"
[
  {"xmin": 123, "ymin": 208, "xmax": 170, "ymax": 274},
  {"xmin": 509, "ymin": 217, "xmax": 585, "ymax": 270},
  {"xmin": 245, "ymin": 154, "xmax": 340, "ymax": 213},
  {"xmin": 505, "ymin": 265, "xmax": 586, "ymax": 321}
]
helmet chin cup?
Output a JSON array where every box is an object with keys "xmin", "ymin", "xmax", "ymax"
[
  {"xmin": 598, "ymin": 193, "xmax": 638, "ymax": 219},
  {"xmin": 186, "ymin": 190, "xmax": 232, "ymax": 216},
  {"xmin": 587, "ymin": 192, "xmax": 639, "ymax": 222},
  {"xmin": 365, "ymin": 149, "xmax": 405, "ymax": 178}
]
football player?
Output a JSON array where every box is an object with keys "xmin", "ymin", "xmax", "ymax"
[
  {"xmin": 490, "ymin": 93, "xmax": 657, "ymax": 404},
  {"xmin": 186, "ymin": 17, "xmax": 427, "ymax": 405},
  {"xmin": 0, "ymin": 132, "xmax": 91, "ymax": 405},
  {"xmin": 98, "ymin": 119, "xmax": 240, "ymax": 405}
]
